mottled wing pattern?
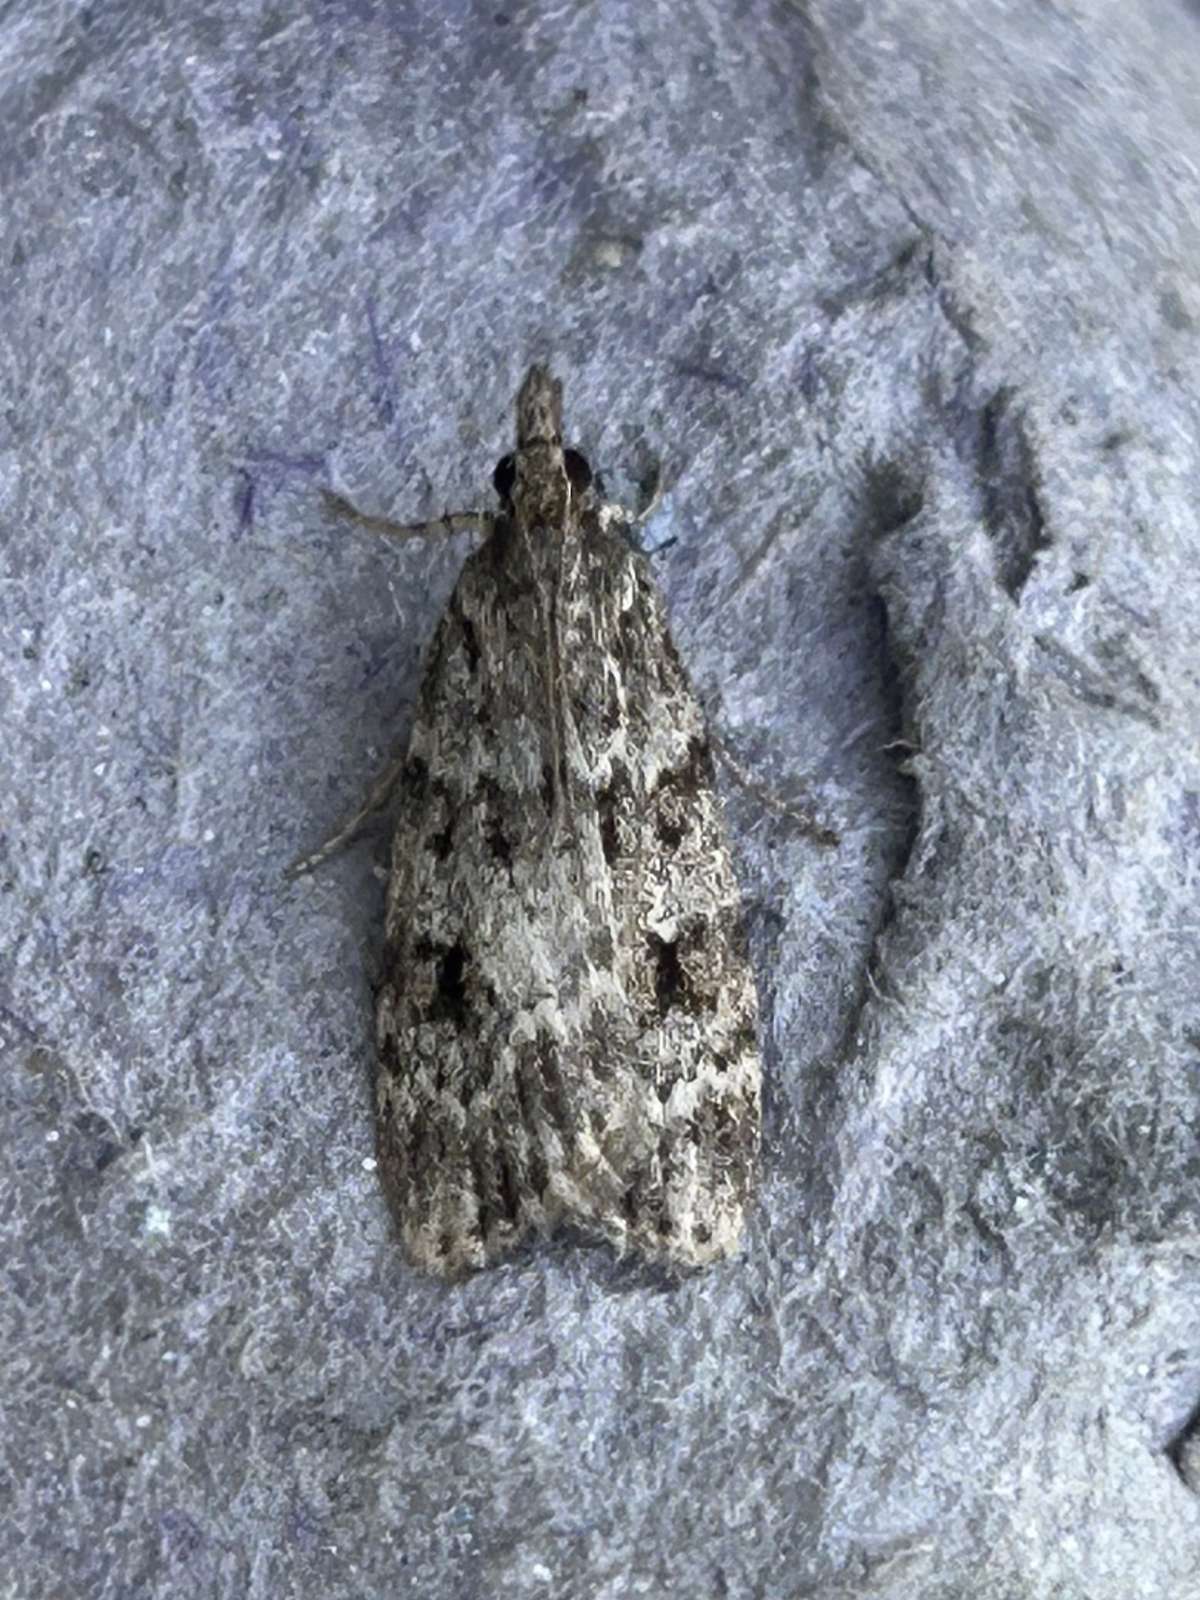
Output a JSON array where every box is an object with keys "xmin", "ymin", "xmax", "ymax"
[{"xmin": 375, "ymin": 508, "xmax": 761, "ymax": 1275}]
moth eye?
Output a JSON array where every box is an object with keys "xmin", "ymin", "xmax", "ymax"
[
  {"xmin": 564, "ymin": 449, "xmax": 592, "ymax": 493},
  {"xmin": 493, "ymin": 453, "xmax": 516, "ymax": 499}
]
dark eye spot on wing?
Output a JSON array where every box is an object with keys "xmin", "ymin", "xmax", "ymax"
[
  {"xmin": 649, "ymin": 932, "xmax": 683, "ymax": 1017},
  {"xmin": 423, "ymin": 940, "xmax": 467, "ymax": 1026},
  {"xmin": 645, "ymin": 920, "xmax": 723, "ymax": 1019},
  {"xmin": 429, "ymin": 822, "xmax": 454, "ymax": 859}
]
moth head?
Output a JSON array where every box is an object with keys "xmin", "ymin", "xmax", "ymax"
[
  {"xmin": 492, "ymin": 446, "xmax": 592, "ymax": 505},
  {"xmin": 494, "ymin": 364, "xmax": 593, "ymax": 511}
]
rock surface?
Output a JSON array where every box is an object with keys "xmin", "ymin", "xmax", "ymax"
[{"xmin": 3, "ymin": 1, "xmax": 1198, "ymax": 1595}]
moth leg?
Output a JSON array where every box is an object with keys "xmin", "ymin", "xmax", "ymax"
[
  {"xmin": 285, "ymin": 749, "xmax": 409, "ymax": 879},
  {"xmin": 709, "ymin": 733, "xmax": 840, "ymax": 848},
  {"xmin": 320, "ymin": 489, "xmax": 493, "ymax": 544}
]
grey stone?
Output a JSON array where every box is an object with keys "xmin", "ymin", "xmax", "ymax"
[{"xmin": 3, "ymin": 1, "xmax": 1199, "ymax": 1596}]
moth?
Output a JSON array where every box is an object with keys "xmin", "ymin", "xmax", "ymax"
[{"xmin": 317, "ymin": 366, "xmax": 762, "ymax": 1274}]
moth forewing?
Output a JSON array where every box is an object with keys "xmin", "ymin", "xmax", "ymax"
[{"xmin": 372, "ymin": 366, "xmax": 762, "ymax": 1275}]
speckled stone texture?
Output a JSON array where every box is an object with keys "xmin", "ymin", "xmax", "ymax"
[{"xmin": 3, "ymin": 2, "xmax": 1199, "ymax": 1596}]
